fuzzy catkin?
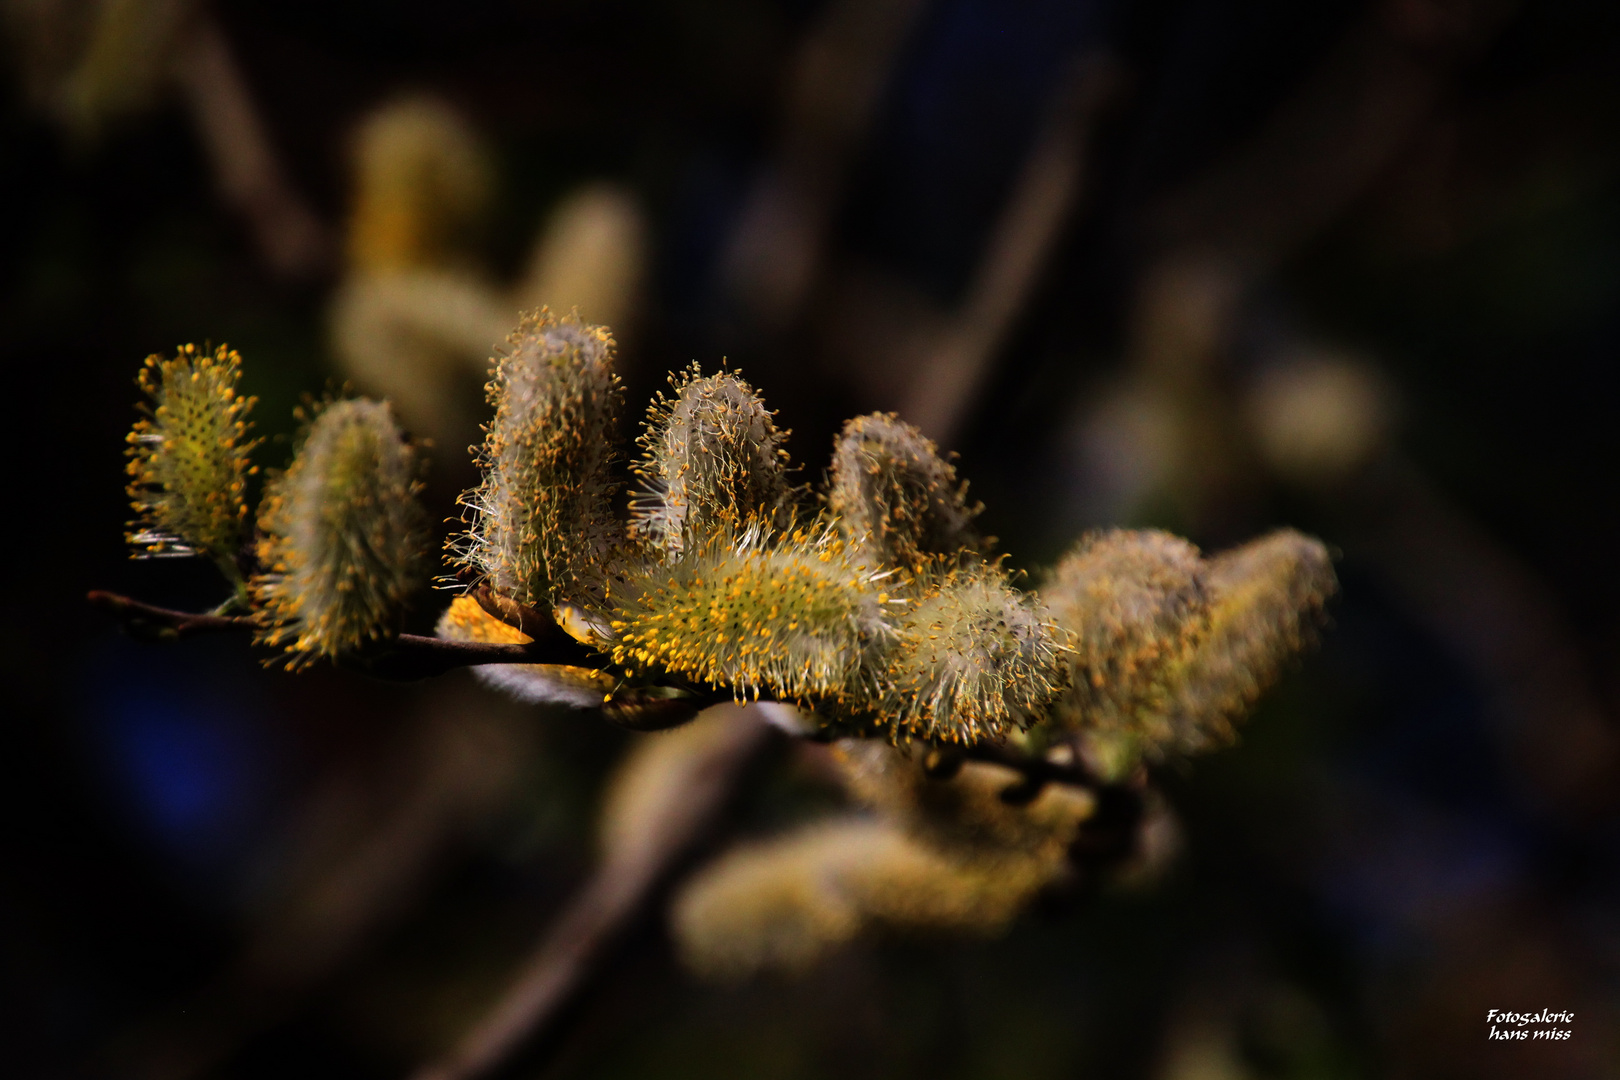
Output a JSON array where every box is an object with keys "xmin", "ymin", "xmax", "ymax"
[
  {"xmin": 254, "ymin": 399, "xmax": 427, "ymax": 667},
  {"xmin": 673, "ymin": 819, "xmax": 1045, "ymax": 980},
  {"xmin": 828, "ymin": 412, "xmax": 980, "ymax": 572},
  {"xmin": 608, "ymin": 524, "xmax": 893, "ymax": 703},
  {"xmin": 673, "ymin": 743, "xmax": 1096, "ymax": 981},
  {"xmin": 879, "ymin": 564, "xmax": 1067, "ymax": 744},
  {"xmin": 125, "ymin": 344, "xmax": 257, "ymax": 563},
  {"xmin": 455, "ymin": 309, "xmax": 623, "ymax": 608},
  {"xmin": 1158, "ymin": 529, "xmax": 1336, "ymax": 753},
  {"xmin": 631, "ymin": 366, "xmax": 791, "ymax": 556},
  {"xmin": 1042, "ymin": 529, "xmax": 1211, "ymax": 746}
]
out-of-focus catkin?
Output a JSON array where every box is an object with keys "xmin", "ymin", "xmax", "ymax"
[
  {"xmin": 1043, "ymin": 527, "xmax": 1335, "ymax": 759},
  {"xmin": 632, "ymin": 366, "xmax": 791, "ymax": 556},
  {"xmin": 1042, "ymin": 529, "xmax": 1210, "ymax": 752},
  {"xmin": 1159, "ymin": 529, "xmax": 1336, "ymax": 752},
  {"xmin": 673, "ymin": 742, "xmax": 1096, "ymax": 980},
  {"xmin": 254, "ymin": 399, "xmax": 427, "ymax": 667},
  {"xmin": 455, "ymin": 309, "xmax": 623, "ymax": 609},
  {"xmin": 828, "ymin": 413, "xmax": 980, "ymax": 572},
  {"xmin": 125, "ymin": 344, "xmax": 257, "ymax": 576}
]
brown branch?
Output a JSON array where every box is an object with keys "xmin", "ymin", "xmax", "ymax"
[
  {"xmin": 88, "ymin": 590, "xmax": 255, "ymax": 639},
  {"xmin": 87, "ymin": 594, "xmax": 1109, "ymax": 788},
  {"xmin": 412, "ymin": 705, "xmax": 775, "ymax": 1080},
  {"xmin": 87, "ymin": 590, "xmax": 596, "ymax": 676}
]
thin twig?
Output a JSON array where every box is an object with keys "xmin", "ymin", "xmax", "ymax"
[
  {"xmin": 88, "ymin": 591, "xmax": 1106, "ymax": 786},
  {"xmin": 87, "ymin": 590, "xmax": 596, "ymax": 675}
]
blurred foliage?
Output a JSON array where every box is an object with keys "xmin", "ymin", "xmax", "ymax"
[{"xmin": 5, "ymin": 0, "xmax": 1620, "ymax": 1078}]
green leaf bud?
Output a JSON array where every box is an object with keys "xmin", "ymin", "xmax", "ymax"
[
  {"xmin": 631, "ymin": 365, "xmax": 791, "ymax": 556},
  {"xmin": 608, "ymin": 524, "xmax": 892, "ymax": 704},
  {"xmin": 455, "ymin": 308, "xmax": 623, "ymax": 608},
  {"xmin": 254, "ymin": 399, "xmax": 428, "ymax": 667},
  {"xmin": 879, "ymin": 564, "xmax": 1066, "ymax": 744},
  {"xmin": 125, "ymin": 344, "xmax": 258, "ymax": 577},
  {"xmin": 828, "ymin": 412, "xmax": 981, "ymax": 572}
]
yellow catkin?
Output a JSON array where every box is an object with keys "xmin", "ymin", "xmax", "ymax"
[
  {"xmin": 1156, "ymin": 529, "xmax": 1336, "ymax": 753},
  {"xmin": 608, "ymin": 524, "xmax": 892, "ymax": 703},
  {"xmin": 673, "ymin": 742, "xmax": 1097, "ymax": 980},
  {"xmin": 1042, "ymin": 527, "xmax": 1335, "ymax": 759},
  {"xmin": 834, "ymin": 740, "xmax": 1095, "ymax": 860},
  {"xmin": 124, "ymin": 344, "xmax": 257, "ymax": 567},
  {"xmin": 346, "ymin": 95, "xmax": 491, "ymax": 273},
  {"xmin": 253, "ymin": 399, "xmax": 427, "ymax": 668}
]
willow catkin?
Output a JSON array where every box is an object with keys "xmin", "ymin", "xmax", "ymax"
[
  {"xmin": 827, "ymin": 412, "xmax": 981, "ymax": 572},
  {"xmin": 879, "ymin": 564, "xmax": 1067, "ymax": 744},
  {"xmin": 125, "ymin": 343, "xmax": 257, "ymax": 565},
  {"xmin": 671, "ymin": 818, "xmax": 1049, "ymax": 981},
  {"xmin": 253, "ymin": 399, "xmax": 427, "ymax": 667},
  {"xmin": 1157, "ymin": 528, "xmax": 1336, "ymax": 753},
  {"xmin": 631, "ymin": 366, "xmax": 791, "ymax": 556},
  {"xmin": 673, "ymin": 744, "xmax": 1096, "ymax": 981},
  {"xmin": 1041, "ymin": 529, "xmax": 1210, "ymax": 747},
  {"xmin": 346, "ymin": 95, "xmax": 491, "ymax": 273},
  {"xmin": 455, "ymin": 309, "xmax": 623, "ymax": 608},
  {"xmin": 608, "ymin": 523, "xmax": 894, "ymax": 704}
]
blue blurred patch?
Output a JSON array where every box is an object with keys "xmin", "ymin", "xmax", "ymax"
[{"xmin": 80, "ymin": 640, "xmax": 284, "ymax": 884}]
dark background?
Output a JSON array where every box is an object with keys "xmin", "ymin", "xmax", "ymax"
[{"xmin": 4, "ymin": 0, "xmax": 1620, "ymax": 1076}]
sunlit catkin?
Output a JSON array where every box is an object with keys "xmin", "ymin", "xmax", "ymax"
[
  {"xmin": 631, "ymin": 366, "xmax": 791, "ymax": 556},
  {"xmin": 880, "ymin": 565, "xmax": 1066, "ymax": 743},
  {"xmin": 1159, "ymin": 529, "xmax": 1336, "ymax": 753},
  {"xmin": 456, "ymin": 309, "xmax": 623, "ymax": 608},
  {"xmin": 828, "ymin": 412, "xmax": 980, "ymax": 572},
  {"xmin": 1042, "ymin": 529, "xmax": 1210, "ymax": 747},
  {"xmin": 254, "ymin": 399, "xmax": 427, "ymax": 667},
  {"xmin": 609, "ymin": 524, "xmax": 892, "ymax": 703},
  {"xmin": 125, "ymin": 344, "xmax": 257, "ymax": 585}
]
